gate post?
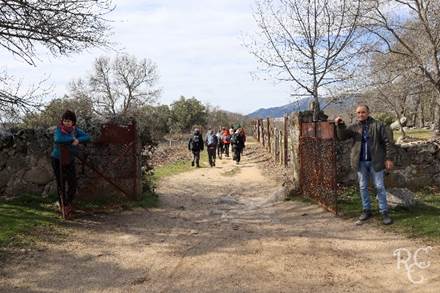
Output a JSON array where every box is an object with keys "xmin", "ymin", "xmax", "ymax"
[{"xmin": 298, "ymin": 117, "xmax": 337, "ymax": 213}]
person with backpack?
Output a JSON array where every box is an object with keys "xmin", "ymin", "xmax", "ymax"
[
  {"xmin": 188, "ymin": 128, "xmax": 204, "ymax": 167},
  {"xmin": 231, "ymin": 128, "xmax": 245, "ymax": 164},
  {"xmin": 216, "ymin": 129, "xmax": 223, "ymax": 159},
  {"xmin": 51, "ymin": 110, "xmax": 90, "ymax": 219},
  {"xmin": 222, "ymin": 127, "xmax": 231, "ymax": 157},
  {"xmin": 240, "ymin": 128, "xmax": 246, "ymax": 155},
  {"xmin": 205, "ymin": 129, "xmax": 218, "ymax": 167}
]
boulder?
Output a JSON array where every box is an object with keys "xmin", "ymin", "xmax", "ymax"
[
  {"xmin": 42, "ymin": 181, "xmax": 57, "ymax": 197},
  {"xmin": 24, "ymin": 166, "xmax": 53, "ymax": 185},
  {"xmin": 5, "ymin": 170, "xmax": 43, "ymax": 195},
  {"xmin": 387, "ymin": 188, "xmax": 416, "ymax": 208},
  {"xmin": 390, "ymin": 117, "xmax": 407, "ymax": 130},
  {"xmin": 0, "ymin": 168, "xmax": 10, "ymax": 188}
]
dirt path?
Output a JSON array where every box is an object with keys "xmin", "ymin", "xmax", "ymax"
[{"xmin": 1, "ymin": 142, "xmax": 439, "ymax": 292}]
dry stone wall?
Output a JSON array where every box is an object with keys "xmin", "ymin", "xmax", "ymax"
[
  {"xmin": 0, "ymin": 128, "xmax": 54, "ymax": 196},
  {"xmin": 336, "ymin": 138, "xmax": 440, "ymax": 189},
  {"xmin": 0, "ymin": 123, "xmax": 144, "ymax": 199}
]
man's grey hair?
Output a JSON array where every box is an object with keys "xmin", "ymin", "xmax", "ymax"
[{"xmin": 356, "ymin": 104, "xmax": 370, "ymax": 112}]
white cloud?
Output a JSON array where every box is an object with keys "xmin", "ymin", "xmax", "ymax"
[{"xmin": 0, "ymin": 0, "xmax": 292, "ymax": 114}]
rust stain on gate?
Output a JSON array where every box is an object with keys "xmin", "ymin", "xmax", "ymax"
[
  {"xmin": 299, "ymin": 121, "xmax": 337, "ymax": 213},
  {"xmin": 62, "ymin": 120, "xmax": 139, "ymax": 200}
]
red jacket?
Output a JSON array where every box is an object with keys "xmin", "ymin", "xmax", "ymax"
[{"xmin": 222, "ymin": 130, "xmax": 231, "ymax": 144}]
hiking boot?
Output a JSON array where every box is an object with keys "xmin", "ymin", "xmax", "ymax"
[
  {"xmin": 382, "ymin": 212, "xmax": 393, "ymax": 225},
  {"xmin": 358, "ymin": 210, "xmax": 372, "ymax": 221}
]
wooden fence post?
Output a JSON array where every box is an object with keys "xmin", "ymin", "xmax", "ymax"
[
  {"xmin": 257, "ymin": 119, "xmax": 260, "ymax": 141},
  {"xmin": 284, "ymin": 115, "xmax": 289, "ymax": 167},
  {"xmin": 261, "ymin": 119, "xmax": 265, "ymax": 147},
  {"xmin": 279, "ymin": 129, "xmax": 283, "ymax": 165},
  {"xmin": 267, "ymin": 117, "xmax": 271, "ymax": 152},
  {"xmin": 271, "ymin": 127, "xmax": 278, "ymax": 162}
]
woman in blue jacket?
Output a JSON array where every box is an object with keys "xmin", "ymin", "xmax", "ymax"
[{"xmin": 51, "ymin": 110, "xmax": 90, "ymax": 218}]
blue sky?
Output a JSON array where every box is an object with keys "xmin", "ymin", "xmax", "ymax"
[{"xmin": 0, "ymin": 0, "xmax": 293, "ymax": 115}]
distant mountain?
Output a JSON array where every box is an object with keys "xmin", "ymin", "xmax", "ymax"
[
  {"xmin": 247, "ymin": 97, "xmax": 312, "ymax": 118},
  {"xmin": 247, "ymin": 96, "xmax": 356, "ymax": 118}
]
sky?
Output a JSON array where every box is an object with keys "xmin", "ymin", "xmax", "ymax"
[{"xmin": 0, "ymin": 0, "xmax": 294, "ymax": 115}]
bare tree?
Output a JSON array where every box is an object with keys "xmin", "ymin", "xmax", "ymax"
[
  {"xmin": 0, "ymin": 71, "xmax": 48, "ymax": 124},
  {"xmin": 362, "ymin": 0, "xmax": 440, "ymax": 135},
  {"xmin": 0, "ymin": 0, "xmax": 113, "ymax": 122},
  {"xmin": 248, "ymin": 0, "xmax": 363, "ymax": 120},
  {"xmin": 0, "ymin": 0, "xmax": 113, "ymax": 66},
  {"xmin": 71, "ymin": 55, "xmax": 160, "ymax": 116}
]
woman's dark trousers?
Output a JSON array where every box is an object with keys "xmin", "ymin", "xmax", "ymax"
[{"xmin": 51, "ymin": 158, "xmax": 77, "ymax": 206}]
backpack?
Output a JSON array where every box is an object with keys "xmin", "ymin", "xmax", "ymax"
[
  {"xmin": 223, "ymin": 134, "xmax": 231, "ymax": 144},
  {"xmin": 230, "ymin": 133, "xmax": 238, "ymax": 144},
  {"xmin": 191, "ymin": 134, "xmax": 201, "ymax": 150},
  {"xmin": 207, "ymin": 134, "xmax": 216, "ymax": 147}
]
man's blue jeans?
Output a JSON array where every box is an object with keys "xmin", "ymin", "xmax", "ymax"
[{"xmin": 357, "ymin": 161, "xmax": 388, "ymax": 214}]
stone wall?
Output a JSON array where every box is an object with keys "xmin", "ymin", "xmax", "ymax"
[
  {"xmin": 336, "ymin": 138, "xmax": 440, "ymax": 189},
  {"xmin": 0, "ymin": 128, "xmax": 54, "ymax": 196},
  {"xmin": 0, "ymin": 123, "xmax": 144, "ymax": 199}
]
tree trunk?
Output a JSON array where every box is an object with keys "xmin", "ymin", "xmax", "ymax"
[
  {"xmin": 434, "ymin": 102, "xmax": 440, "ymax": 136},
  {"xmin": 415, "ymin": 94, "xmax": 424, "ymax": 128},
  {"xmin": 433, "ymin": 88, "xmax": 440, "ymax": 136},
  {"xmin": 312, "ymin": 84, "xmax": 320, "ymax": 122}
]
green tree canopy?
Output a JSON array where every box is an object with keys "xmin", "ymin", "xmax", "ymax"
[{"xmin": 170, "ymin": 96, "xmax": 207, "ymax": 133}]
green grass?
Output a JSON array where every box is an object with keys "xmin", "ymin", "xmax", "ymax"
[
  {"xmin": 393, "ymin": 128, "xmax": 433, "ymax": 141},
  {"xmin": 152, "ymin": 151, "xmax": 209, "ymax": 182},
  {"xmin": 337, "ymin": 186, "xmax": 440, "ymax": 242},
  {"xmin": 73, "ymin": 193, "xmax": 158, "ymax": 211},
  {"xmin": 0, "ymin": 193, "xmax": 60, "ymax": 248}
]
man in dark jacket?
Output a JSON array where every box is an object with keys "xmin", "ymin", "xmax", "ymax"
[
  {"xmin": 188, "ymin": 128, "xmax": 204, "ymax": 167},
  {"xmin": 335, "ymin": 105, "xmax": 395, "ymax": 225},
  {"xmin": 231, "ymin": 128, "xmax": 245, "ymax": 165}
]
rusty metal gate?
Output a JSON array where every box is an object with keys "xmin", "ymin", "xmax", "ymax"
[
  {"xmin": 61, "ymin": 120, "xmax": 140, "ymax": 200},
  {"xmin": 299, "ymin": 121, "xmax": 337, "ymax": 213}
]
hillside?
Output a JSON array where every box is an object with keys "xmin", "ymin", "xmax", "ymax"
[
  {"xmin": 247, "ymin": 97, "xmax": 312, "ymax": 118},
  {"xmin": 247, "ymin": 96, "xmax": 356, "ymax": 118}
]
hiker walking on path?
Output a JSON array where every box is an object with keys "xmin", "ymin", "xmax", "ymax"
[
  {"xmin": 335, "ymin": 104, "xmax": 395, "ymax": 225},
  {"xmin": 205, "ymin": 129, "xmax": 218, "ymax": 167},
  {"xmin": 51, "ymin": 110, "xmax": 90, "ymax": 218},
  {"xmin": 222, "ymin": 127, "xmax": 231, "ymax": 157},
  {"xmin": 231, "ymin": 128, "xmax": 245, "ymax": 165},
  {"xmin": 216, "ymin": 129, "xmax": 223, "ymax": 159},
  {"xmin": 188, "ymin": 128, "xmax": 204, "ymax": 168}
]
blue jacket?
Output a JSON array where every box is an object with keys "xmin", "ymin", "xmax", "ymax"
[{"xmin": 51, "ymin": 127, "xmax": 91, "ymax": 162}]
